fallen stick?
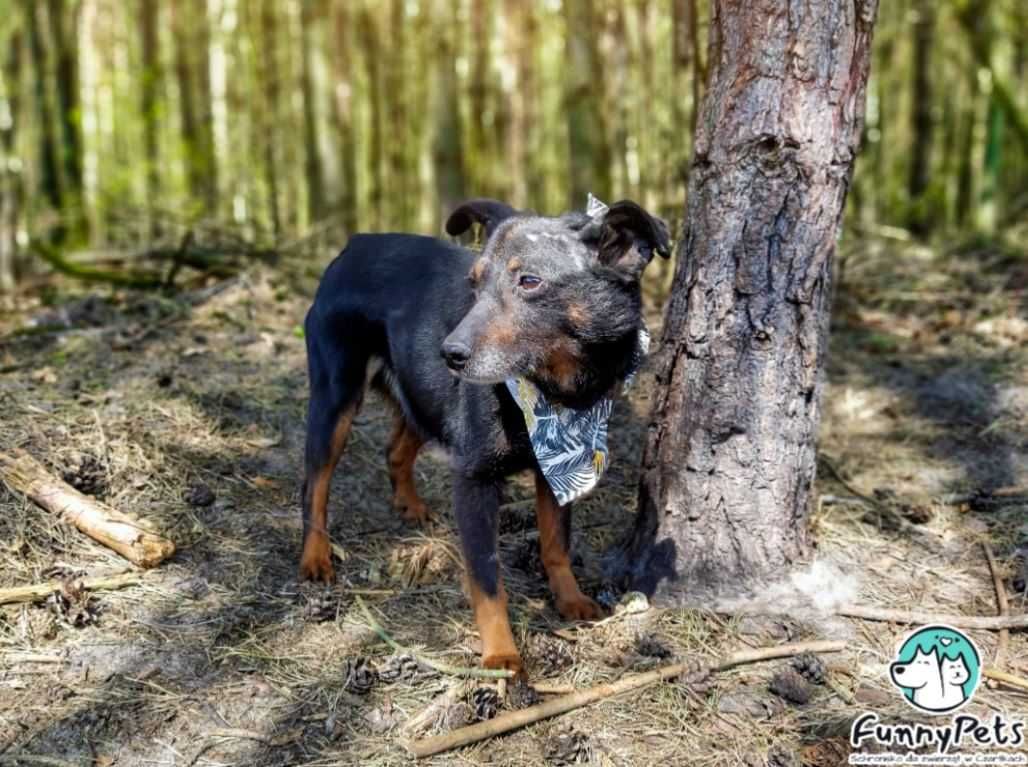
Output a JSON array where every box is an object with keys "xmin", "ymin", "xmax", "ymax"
[
  {"xmin": 0, "ymin": 571, "xmax": 143, "ymax": 606},
  {"xmin": 983, "ymin": 667, "xmax": 1028, "ymax": 691},
  {"xmin": 355, "ymin": 595, "xmax": 514, "ymax": 680},
  {"xmin": 983, "ymin": 543, "xmax": 1010, "ymax": 670},
  {"xmin": 406, "ymin": 639, "xmax": 846, "ymax": 758},
  {"xmin": 0, "ymin": 449, "xmax": 175, "ymax": 568},
  {"xmin": 837, "ymin": 604, "xmax": 1028, "ymax": 630}
]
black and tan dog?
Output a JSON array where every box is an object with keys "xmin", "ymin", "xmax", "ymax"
[{"xmin": 300, "ymin": 198, "xmax": 669, "ymax": 672}]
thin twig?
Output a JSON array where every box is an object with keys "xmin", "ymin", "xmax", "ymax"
[
  {"xmin": 983, "ymin": 667, "xmax": 1028, "ymax": 691},
  {"xmin": 406, "ymin": 639, "xmax": 846, "ymax": 758},
  {"xmin": 983, "ymin": 543, "xmax": 1010, "ymax": 670},
  {"xmin": 0, "ymin": 571, "xmax": 143, "ymax": 606},
  {"xmin": 837, "ymin": 604, "xmax": 1028, "ymax": 630},
  {"xmin": 354, "ymin": 595, "xmax": 514, "ymax": 680}
]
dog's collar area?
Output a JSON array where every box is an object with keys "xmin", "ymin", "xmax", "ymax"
[{"xmin": 506, "ymin": 327, "xmax": 649, "ymax": 506}]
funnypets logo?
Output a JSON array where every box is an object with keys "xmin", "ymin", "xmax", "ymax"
[
  {"xmin": 889, "ymin": 625, "xmax": 981, "ymax": 714},
  {"xmin": 849, "ymin": 625, "xmax": 1026, "ymax": 765}
]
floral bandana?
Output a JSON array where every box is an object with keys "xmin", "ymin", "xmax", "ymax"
[{"xmin": 504, "ymin": 194, "xmax": 648, "ymax": 506}]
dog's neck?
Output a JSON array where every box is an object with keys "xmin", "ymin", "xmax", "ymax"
[{"xmin": 531, "ymin": 329, "xmax": 641, "ymax": 410}]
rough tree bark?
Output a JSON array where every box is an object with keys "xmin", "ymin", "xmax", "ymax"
[{"xmin": 611, "ymin": 0, "xmax": 880, "ymax": 604}]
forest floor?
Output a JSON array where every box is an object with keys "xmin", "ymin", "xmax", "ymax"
[{"xmin": 0, "ymin": 234, "xmax": 1026, "ymax": 766}]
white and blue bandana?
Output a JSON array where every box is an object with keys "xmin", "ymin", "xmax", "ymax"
[{"xmin": 506, "ymin": 326, "xmax": 649, "ymax": 506}]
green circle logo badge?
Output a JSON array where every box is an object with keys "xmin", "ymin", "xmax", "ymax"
[{"xmin": 889, "ymin": 625, "xmax": 981, "ymax": 714}]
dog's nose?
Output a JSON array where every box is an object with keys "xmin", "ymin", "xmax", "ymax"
[
  {"xmin": 894, "ymin": 667, "xmax": 904, "ymax": 675},
  {"xmin": 441, "ymin": 340, "xmax": 471, "ymax": 371}
]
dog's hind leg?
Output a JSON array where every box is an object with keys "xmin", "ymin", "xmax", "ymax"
[
  {"xmin": 300, "ymin": 338, "xmax": 367, "ymax": 583},
  {"xmin": 453, "ymin": 472, "xmax": 522, "ymax": 673},
  {"xmin": 386, "ymin": 416, "xmax": 430, "ymax": 524},
  {"xmin": 534, "ymin": 472, "xmax": 604, "ymax": 620}
]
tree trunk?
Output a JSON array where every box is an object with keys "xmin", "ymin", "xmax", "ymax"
[
  {"xmin": 300, "ymin": 0, "xmax": 326, "ymax": 223},
  {"xmin": 171, "ymin": 0, "xmax": 201, "ymax": 203},
  {"xmin": 140, "ymin": 0, "xmax": 160, "ymax": 236},
  {"xmin": 907, "ymin": 0, "xmax": 934, "ymax": 236},
  {"xmin": 329, "ymin": 0, "xmax": 358, "ymax": 234},
  {"xmin": 47, "ymin": 0, "xmax": 83, "ymax": 228},
  {"xmin": 359, "ymin": 7, "xmax": 384, "ymax": 231},
  {"xmin": 431, "ymin": 0, "xmax": 465, "ymax": 220},
  {"xmin": 23, "ymin": 0, "xmax": 64, "ymax": 217},
  {"xmin": 193, "ymin": 0, "xmax": 217, "ymax": 210},
  {"xmin": 611, "ymin": 0, "xmax": 880, "ymax": 604},
  {"xmin": 0, "ymin": 30, "xmax": 23, "ymax": 292},
  {"xmin": 563, "ymin": 0, "xmax": 611, "ymax": 205},
  {"xmin": 259, "ymin": 2, "xmax": 282, "ymax": 238}
]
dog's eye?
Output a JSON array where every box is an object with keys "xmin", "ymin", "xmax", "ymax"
[{"xmin": 518, "ymin": 274, "xmax": 542, "ymax": 291}]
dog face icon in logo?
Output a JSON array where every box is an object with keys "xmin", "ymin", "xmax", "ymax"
[{"xmin": 889, "ymin": 625, "xmax": 981, "ymax": 714}]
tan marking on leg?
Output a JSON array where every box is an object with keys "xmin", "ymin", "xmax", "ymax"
[
  {"xmin": 535, "ymin": 473, "xmax": 604, "ymax": 621},
  {"xmin": 387, "ymin": 416, "xmax": 430, "ymax": 524},
  {"xmin": 299, "ymin": 405, "xmax": 357, "ymax": 583},
  {"xmin": 506, "ymin": 256, "xmax": 522, "ymax": 272},
  {"xmin": 467, "ymin": 577, "xmax": 522, "ymax": 672}
]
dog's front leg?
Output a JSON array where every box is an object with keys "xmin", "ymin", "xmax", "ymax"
[
  {"xmin": 535, "ymin": 472, "xmax": 604, "ymax": 620},
  {"xmin": 453, "ymin": 472, "xmax": 522, "ymax": 673}
]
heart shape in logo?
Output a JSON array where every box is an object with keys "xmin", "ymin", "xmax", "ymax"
[{"xmin": 939, "ymin": 637, "xmax": 953, "ymax": 646}]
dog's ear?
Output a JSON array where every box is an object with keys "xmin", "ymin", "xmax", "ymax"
[
  {"xmin": 445, "ymin": 199, "xmax": 520, "ymax": 238},
  {"xmin": 593, "ymin": 200, "xmax": 671, "ymax": 278}
]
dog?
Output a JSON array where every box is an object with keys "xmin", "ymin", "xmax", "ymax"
[
  {"xmin": 890, "ymin": 647, "xmax": 971, "ymax": 711},
  {"xmin": 299, "ymin": 197, "xmax": 670, "ymax": 672}
]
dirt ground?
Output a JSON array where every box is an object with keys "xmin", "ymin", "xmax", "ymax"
[{"xmin": 1, "ymin": 235, "xmax": 1026, "ymax": 766}]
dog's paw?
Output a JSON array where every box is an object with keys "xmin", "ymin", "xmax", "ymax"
[
  {"xmin": 397, "ymin": 499, "xmax": 432, "ymax": 525},
  {"xmin": 482, "ymin": 651, "xmax": 524, "ymax": 676},
  {"xmin": 299, "ymin": 540, "xmax": 336, "ymax": 584},
  {"xmin": 556, "ymin": 593, "xmax": 605, "ymax": 622}
]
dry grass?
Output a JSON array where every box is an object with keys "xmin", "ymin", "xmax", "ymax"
[{"xmin": 0, "ymin": 237, "xmax": 1026, "ymax": 766}]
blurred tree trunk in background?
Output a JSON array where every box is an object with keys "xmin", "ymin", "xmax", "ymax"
[
  {"xmin": 300, "ymin": 0, "xmax": 325, "ymax": 223},
  {"xmin": 47, "ymin": 0, "xmax": 83, "ymax": 236},
  {"xmin": 140, "ymin": 0, "xmax": 160, "ymax": 236},
  {"xmin": 330, "ymin": 0, "xmax": 358, "ymax": 234},
  {"xmin": 431, "ymin": 0, "xmax": 465, "ymax": 221},
  {"xmin": 258, "ymin": 2, "xmax": 282, "ymax": 238},
  {"xmin": 907, "ymin": 0, "xmax": 934, "ymax": 236},
  {"xmin": 0, "ymin": 31, "xmax": 23, "ymax": 291},
  {"xmin": 614, "ymin": 0, "xmax": 880, "ymax": 604},
  {"xmin": 193, "ymin": 0, "xmax": 216, "ymax": 211},
  {"xmin": 359, "ymin": 7, "xmax": 384, "ymax": 231},
  {"xmin": 387, "ymin": 0, "xmax": 410, "ymax": 228},
  {"xmin": 23, "ymin": 0, "xmax": 63, "ymax": 220},
  {"xmin": 564, "ymin": 0, "xmax": 611, "ymax": 205},
  {"xmin": 954, "ymin": 0, "xmax": 987, "ymax": 228},
  {"xmin": 171, "ymin": 0, "xmax": 202, "ymax": 206}
]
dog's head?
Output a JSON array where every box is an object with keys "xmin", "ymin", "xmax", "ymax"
[
  {"xmin": 889, "ymin": 647, "xmax": 939, "ymax": 691},
  {"xmin": 440, "ymin": 198, "xmax": 670, "ymax": 404}
]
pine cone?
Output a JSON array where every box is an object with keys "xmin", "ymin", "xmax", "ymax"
[
  {"xmin": 544, "ymin": 726, "xmax": 593, "ymax": 765},
  {"xmin": 342, "ymin": 657, "xmax": 377, "ymax": 695},
  {"xmin": 46, "ymin": 579, "xmax": 100, "ymax": 628},
  {"xmin": 469, "ymin": 686, "xmax": 501, "ymax": 721},
  {"xmin": 530, "ymin": 634, "xmax": 575, "ymax": 675},
  {"xmin": 635, "ymin": 633, "xmax": 673, "ymax": 659},
  {"xmin": 509, "ymin": 677, "xmax": 541, "ymax": 709},
  {"xmin": 185, "ymin": 483, "xmax": 216, "ymax": 508},
  {"xmin": 302, "ymin": 589, "xmax": 337, "ymax": 623},
  {"xmin": 791, "ymin": 652, "xmax": 827, "ymax": 685},
  {"xmin": 377, "ymin": 653, "xmax": 434, "ymax": 684},
  {"xmin": 675, "ymin": 656, "xmax": 714, "ymax": 695},
  {"xmin": 62, "ymin": 453, "xmax": 107, "ymax": 498},
  {"xmin": 770, "ymin": 668, "xmax": 813, "ymax": 705}
]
